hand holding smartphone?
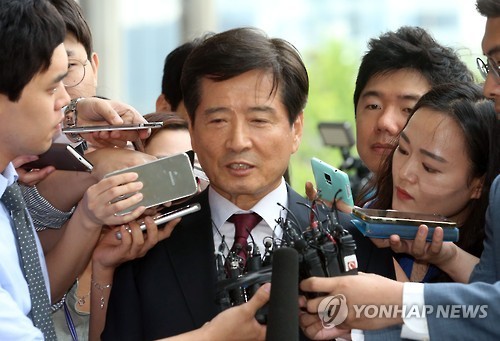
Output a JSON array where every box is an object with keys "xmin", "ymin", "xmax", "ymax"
[
  {"xmin": 350, "ymin": 207, "xmax": 459, "ymax": 242},
  {"xmin": 311, "ymin": 157, "xmax": 354, "ymax": 206},
  {"xmin": 61, "ymin": 122, "xmax": 163, "ymax": 134},
  {"xmin": 104, "ymin": 152, "xmax": 198, "ymax": 216},
  {"xmin": 22, "ymin": 143, "xmax": 93, "ymax": 172}
]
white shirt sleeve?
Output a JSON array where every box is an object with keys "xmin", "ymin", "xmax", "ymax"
[{"xmin": 400, "ymin": 282, "xmax": 430, "ymax": 340}]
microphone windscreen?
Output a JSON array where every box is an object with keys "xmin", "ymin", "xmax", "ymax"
[{"xmin": 266, "ymin": 247, "xmax": 299, "ymax": 341}]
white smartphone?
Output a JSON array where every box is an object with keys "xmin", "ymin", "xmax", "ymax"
[
  {"xmin": 104, "ymin": 152, "xmax": 198, "ymax": 216},
  {"xmin": 62, "ymin": 122, "xmax": 163, "ymax": 134},
  {"xmin": 138, "ymin": 203, "xmax": 201, "ymax": 230},
  {"xmin": 22, "ymin": 143, "xmax": 93, "ymax": 172},
  {"xmin": 115, "ymin": 203, "xmax": 202, "ymax": 240}
]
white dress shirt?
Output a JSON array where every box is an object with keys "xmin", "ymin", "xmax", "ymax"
[
  {"xmin": 0, "ymin": 163, "xmax": 49, "ymax": 340},
  {"xmin": 210, "ymin": 178, "xmax": 288, "ymax": 259}
]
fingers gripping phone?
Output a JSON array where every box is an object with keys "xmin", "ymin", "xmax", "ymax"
[
  {"xmin": 104, "ymin": 152, "xmax": 198, "ymax": 216},
  {"xmin": 311, "ymin": 157, "xmax": 354, "ymax": 206}
]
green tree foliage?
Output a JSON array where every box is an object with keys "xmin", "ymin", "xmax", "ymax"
[{"xmin": 289, "ymin": 40, "xmax": 359, "ymax": 195}]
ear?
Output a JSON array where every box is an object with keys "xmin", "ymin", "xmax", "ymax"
[
  {"xmin": 470, "ymin": 176, "xmax": 484, "ymax": 200},
  {"xmin": 291, "ymin": 111, "xmax": 304, "ymax": 154},
  {"xmin": 89, "ymin": 52, "xmax": 99, "ymax": 87},
  {"xmin": 156, "ymin": 94, "xmax": 172, "ymax": 113}
]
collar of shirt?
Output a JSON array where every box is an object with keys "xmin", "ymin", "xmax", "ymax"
[
  {"xmin": 209, "ymin": 178, "xmax": 288, "ymax": 256},
  {"xmin": 1, "ymin": 163, "xmax": 18, "ymax": 197}
]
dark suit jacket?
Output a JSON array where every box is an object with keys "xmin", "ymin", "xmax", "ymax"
[{"xmin": 102, "ymin": 186, "xmax": 395, "ymax": 340}]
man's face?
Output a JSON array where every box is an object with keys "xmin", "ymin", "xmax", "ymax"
[
  {"xmin": 482, "ymin": 16, "xmax": 500, "ymax": 115},
  {"xmin": 63, "ymin": 33, "xmax": 98, "ymax": 99},
  {"xmin": 190, "ymin": 69, "xmax": 303, "ymax": 210},
  {"xmin": 0, "ymin": 43, "xmax": 70, "ymax": 166},
  {"xmin": 355, "ymin": 69, "xmax": 430, "ymax": 174}
]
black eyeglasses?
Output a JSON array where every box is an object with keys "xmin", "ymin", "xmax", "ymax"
[
  {"xmin": 63, "ymin": 59, "xmax": 88, "ymax": 88},
  {"xmin": 476, "ymin": 57, "xmax": 500, "ymax": 82}
]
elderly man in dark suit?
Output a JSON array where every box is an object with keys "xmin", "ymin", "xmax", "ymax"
[{"xmin": 102, "ymin": 27, "xmax": 395, "ymax": 340}]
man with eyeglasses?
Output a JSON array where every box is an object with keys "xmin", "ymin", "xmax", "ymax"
[{"xmin": 298, "ymin": 0, "xmax": 500, "ymax": 339}]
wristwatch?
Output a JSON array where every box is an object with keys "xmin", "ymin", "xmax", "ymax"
[{"xmin": 63, "ymin": 97, "xmax": 84, "ymax": 143}]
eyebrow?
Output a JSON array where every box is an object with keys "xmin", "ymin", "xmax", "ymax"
[
  {"xmin": 361, "ymin": 90, "xmax": 421, "ymax": 101},
  {"xmin": 203, "ymin": 105, "xmax": 276, "ymax": 115},
  {"xmin": 53, "ymin": 71, "xmax": 68, "ymax": 84},
  {"xmin": 400, "ymin": 131, "xmax": 447, "ymax": 163}
]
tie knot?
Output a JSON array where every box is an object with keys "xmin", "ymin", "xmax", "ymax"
[
  {"xmin": 228, "ymin": 212, "xmax": 262, "ymax": 237},
  {"xmin": 2, "ymin": 183, "xmax": 25, "ymax": 212}
]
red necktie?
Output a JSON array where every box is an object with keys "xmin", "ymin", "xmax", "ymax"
[{"xmin": 227, "ymin": 212, "xmax": 262, "ymax": 267}]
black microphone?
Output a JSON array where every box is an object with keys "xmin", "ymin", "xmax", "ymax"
[{"xmin": 266, "ymin": 247, "xmax": 299, "ymax": 341}]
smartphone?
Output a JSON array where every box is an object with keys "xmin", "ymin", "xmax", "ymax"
[
  {"xmin": 104, "ymin": 152, "xmax": 198, "ymax": 216},
  {"xmin": 61, "ymin": 122, "xmax": 163, "ymax": 134},
  {"xmin": 351, "ymin": 207, "xmax": 459, "ymax": 242},
  {"xmin": 311, "ymin": 157, "xmax": 354, "ymax": 206},
  {"xmin": 115, "ymin": 203, "xmax": 202, "ymax": 240},
  {"xmin": 22, "ymin": 143, "xmax": 93, "ymax": 172},
  {"xmin": 139, "ymin": 203, "xmax": 201, "ymax": 230}
]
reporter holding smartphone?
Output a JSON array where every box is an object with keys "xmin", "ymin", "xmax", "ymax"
[{"xmin": 299, "ymin": 1, "xmax": 500, "ymax": 339}]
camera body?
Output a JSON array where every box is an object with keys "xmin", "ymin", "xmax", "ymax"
[{"xmin": 215, "ymin": 202, "xmax": 358, "ymax": 323}]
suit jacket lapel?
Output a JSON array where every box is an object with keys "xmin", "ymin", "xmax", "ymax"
[{"xmin": 286, "ymin": 184, "xmax": 311, "ymax": 231}]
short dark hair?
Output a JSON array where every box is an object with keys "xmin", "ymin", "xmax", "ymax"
[
  {"xmin": 181, "ymin": 27, "xmax": 309, "ymax": 126},
  {"xmin": 363, "ymin": 83, "xmax": 498, "ymax": 258},
  {"xmin": 49, "ymin": 0, "xmax": 93, "ymax": 58},
  {"xmin": 476, "ymin": 0, "xmax": 500, "ymax": 17},
  {"xmin": 353, "ymin": 26, "xmax": 474, "ymax": 116},
  {"xmin": 160, "ymin": 39, "xmax": 201, "ymax": 112},
  {"xmin": 0, "ymin": 0, "xmax": 66, "ymax": 101}
]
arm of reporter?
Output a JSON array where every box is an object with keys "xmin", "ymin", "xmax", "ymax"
[
  {"xmin": 44, "ymin": 172, "xmax": 146, "ymax": 302},
  {"xmin": 89, "ymin": 217, "xmax": 179, "ymax": 341},
  {"xmin": 383, "ymin": 225, "xmax": 479, "ymax": 283},
  {"xmin": 162, "ymin": 283, "xmax": 270, "ymax": 341},
  {"xmin": 300, "ymin": 274, "xmax": 404, "ymax": 331}
]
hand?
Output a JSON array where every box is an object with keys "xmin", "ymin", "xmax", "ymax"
[
  {"xmin": 300, "ymin": 274, "xmax": 404, "ymax": 331},
  {"xmin": 299, "ymin": 298, "xmax": 351, "ymax": 340},
  {"xmin": 75, "ymin": 171, "xmax": 146, "ymax": 229},
  {"xmin": 85, "ymin": 148, "xmax": 157, "ymax": 181},
  {"xmin": 92, "ymin": 216, "xmax": 179, "ymax": 272},
  {"xmin": 76, "ymin": 98, "xmax": 150, "ymax": 149},
  {"xmin": 305, "ymin": 181, "xmax": 353, "ymax": 213},
  {"xmin": 370, "ymin": 224, "xmax": 456, "ymax": 266},
  {"xmin": 200, "ymin": 283, "xmax": 270, "ymax": 341},
  {"xmin": 12, "ymin": 155, "xmax": 55, "ymax": 186}
]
